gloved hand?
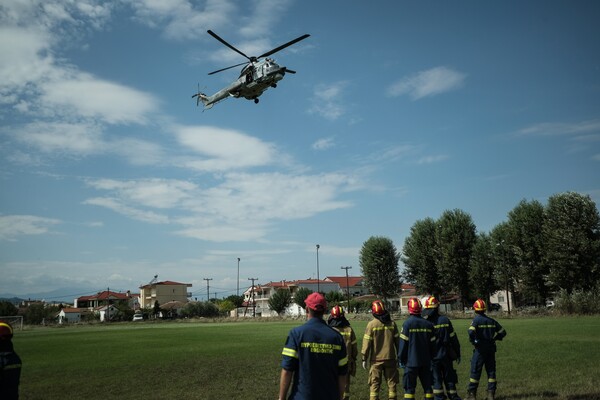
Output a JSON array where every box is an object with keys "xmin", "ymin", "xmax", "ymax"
[
  {"xmin": 362, "ymin": 361, "xmax": 367, "ymax": 370},
  {"xmin": 399, "ymin": 362, "xmax": 406, "ymax": 369},
  {"xmin": 473, "ymin": 339, "xmax": 479, "ymax": 345}
]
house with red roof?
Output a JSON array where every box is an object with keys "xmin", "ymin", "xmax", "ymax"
[{"xmin": 325, "ymin": 276, "xmax": 370, "ymax": 297}]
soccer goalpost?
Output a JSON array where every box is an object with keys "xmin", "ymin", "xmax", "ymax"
[{"xmin": 0, "ymin": 316, "xmax": 24, "ymax": 331}]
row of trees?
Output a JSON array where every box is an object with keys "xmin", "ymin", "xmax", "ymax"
[{"xmin": 360, "ymin": 192, "xmax": 600, "ymax": 310}]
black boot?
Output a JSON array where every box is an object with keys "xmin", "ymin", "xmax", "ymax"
[
  {"xmin": 486, "ymin": 390, "xmax": 495, "ymax": 400},
  {"xmin": 466, "ymin": 391, "xmax": 476, "ymax": 400}
]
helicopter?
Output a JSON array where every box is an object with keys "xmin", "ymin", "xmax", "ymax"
[{"xmin": 192, "ymin": 30, "xmax": 310, "ymax": 109}]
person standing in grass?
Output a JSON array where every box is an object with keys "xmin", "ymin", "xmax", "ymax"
[
  {"xmin": 328, "ymin": 305, "xmax": 358, "ymax": 400},
  {"xmin": 0, "ymin": 321, "xmax": 22, "ymax": 400},
  {"xmin": 279, "ymin": 292, "xmax": 348, "ymax": 400},
  {"xmin": 466, "ymin": 299, "xmax": 507, "ymax": 400},
  {"xmin": 398, "ymin": 297, "xmax": 436, "ymax": 400},
  {"xmin": 422, "ymin": 296, "xmax": 462, "ymax": 400},
  {"xmin": 361, "ymin": 300, "xmax": 400, "ymax": 400}
]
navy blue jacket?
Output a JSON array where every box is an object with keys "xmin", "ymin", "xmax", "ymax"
[
  {"xmin": 281, "ymin": 317, "xmax": 348, "ymax": 400},
  {"xmin": 468, "ymin": 313, "xmax": 506, "ymax": 353},
  {"xmin": 425, "ymin": 310, "xmax": 461, "ymax": 361},
  {"xmin": 398, "ymin": 314, "xmax": 436, "ymax": 367}
]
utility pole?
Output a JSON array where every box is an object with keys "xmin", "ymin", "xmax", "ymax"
[
  {"xmin": 316, "ymin": 244, "xmax": 320, "ymax": 293},
  {"xmin": 204, "ymin": 278, "xmax": 213, "ymax": 302},
  {"xmin": 248, "ymin": 278, "xmax": 258, "ymax": 317},
  {"xmin": 237, "ymin": 257, "xmax": 241, "ymax": 318},
  {"xmin": 106, "ymin": 287, "xmax": 110, "ymax": 323},
  {"xmin": 341, "ymin": 266, "xmax": 352, "ymax": 312}
]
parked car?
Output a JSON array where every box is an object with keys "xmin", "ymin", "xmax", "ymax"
[
  {"xmin": 546, "ymin": 299, "xmax": 555, "ymax": 308},
  {"xmin": 132, "ymin": 313, "xmax": 143, "ymax": 321}
]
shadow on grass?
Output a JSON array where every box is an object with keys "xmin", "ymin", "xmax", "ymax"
[
  {"xmin": 497, "ymin": 392, "xmax": 558, "ymax": 399},
  {"xmin": 567, "ymin": 394, "xmax": 600, "ymax": 400}
]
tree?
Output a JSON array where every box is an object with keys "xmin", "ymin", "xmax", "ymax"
[
  {"xmin": 224, "ymin": 295, "xmax": 244, "ymax": 308},
  {"xmin": 401, "ymin": 217, "xmax": 441, "ymax": 296},
  {"xmin": 153, "ymin": 301, "xmax": 161, "ymax": 318},
  {"xmin": 325, "ymin": 291, "xmax": 344, "ymax": 305},
  {"xmin": 491, "ymin": 222, "xmax": 519, "ymax": 313},
  {"xmin": 359, "ymin": 236, "xmax": 401, "ymax": 302},
  {"xmin": 294, "ymin": 287, "xmax": 313, "ymax": 309},
  {"xmin": 543, "ymin": 192, "xmax": 600, "ymax": 293},
  {"xmin": 436, "ymin": 209, "xmax": 477, "ymax": 304},
  {"xmin": 469, "ymin": 233, "xmax": 500, "ymax": 302},
  {"xmin": 0, "ymin": 301, "xmax": 18, "ymax": 316},
  {"xmin": 268, "ymin": 289, "xmax": 292, "ymax": 316},
  {"xmin": 506, "ymin": 199, "xmax": 547, "ymax": 303}
]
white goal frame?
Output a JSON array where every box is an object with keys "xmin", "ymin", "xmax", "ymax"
[{"xmin": 0, "ymin": 316, "xmax": 23, "ymax": 331}]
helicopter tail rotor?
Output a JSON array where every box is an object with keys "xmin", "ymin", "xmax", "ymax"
[{"xmin": 192, "ymin": 84, "xmax": 211, "ymax": 108}]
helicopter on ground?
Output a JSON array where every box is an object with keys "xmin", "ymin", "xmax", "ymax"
[{"xmin": 192, "ymin": 30, "xmax": 310, "ymax": 110}]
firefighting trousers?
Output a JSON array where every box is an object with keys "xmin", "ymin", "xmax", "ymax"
[
  {"xmin": 402, "ymin": 365, "xmax": 433, "ymax": 399},
  {"xmin": 369, "ymin": 360, "xmax": 399, "ymax": 399},
  {"xmin": 467, "ymin": 348, "xmax": 497, "ymax": 392},
  {"xmin": 1, "ymin": 351, "xmax": 22, "ymax": 400},
  {"xmin": 431, "ymin": 358, "xmax": 460, "ymax": 400}
]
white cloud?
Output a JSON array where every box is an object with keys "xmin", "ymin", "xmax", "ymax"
[
  {"xmin": 517, "ymin": 120, "xmax": 600, "ymax": 136},
  {"xmin": 174, "ymin": 125, "xmax": 278, "ymax": 171},
  {"xmin": 308, "ymin": 81, "xmax": 348, "ymax": 120},
  {"xmin": 11, "ymin": 121, "xmax": 105, "ymax": 155},
  {"xmin": 312, "ymin": 137, "xmax": 335, "ymax": 151},
  {"xmin": 387, "ymin": 66, "xmax": 466, "ymax": 100},
  {"xmin": 129, "ymin": 0, "xmax": 235, "ymax": 41},
  {"xmin": 593, "ymin": 154, "xmax": 600, "ymax": 162},
  {"xmin": 0, "ymin": 215, "xmax": 61, "ymax": 241},
  {"xmin": 40, "ymin": 74, "xmax": 159, "ymax": 125},
  {"xmin": 83, "ymin": 172, "xmax": 357, "ymax": 242},
  {"xmin": 417, "ymin": 154, "xmax": 449, "ymax": 165}
]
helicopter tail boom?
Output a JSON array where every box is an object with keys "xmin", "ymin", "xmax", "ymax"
[{"xmin": 191, "ymin": 92, "xmax": 214, "ymax": 110}]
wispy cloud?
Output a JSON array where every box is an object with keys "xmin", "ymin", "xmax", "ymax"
[
  {"xmin": 417, "ymin": 154, "xmax": 449, "ymax": 165},
  {"xmin": 308, "ymin": 81, "xmax": 348, "ymax": 120},
  {"xmin": 387, "ymin": 66, "xmax": 466, "ymax": 100},
  {"xmin": 516, "ymin": 120, "xmax": 600, "ymax": 136},
  {"xmin": 174, "ymin": 125, "xmax": 279, "ymax": 171},
  {"xmin": 83, "ymin": 172, "xmax": 358, "ymax": 242},
  {"xmin": 0, "ymin": 215, "xmax": 61, "ymax": 241},
  {"xmin": 312, "ymin": 137, "xmax": 335, "ymax": 151}
]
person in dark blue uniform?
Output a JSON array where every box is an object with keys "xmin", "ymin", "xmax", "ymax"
[
  {"xmin": 398, "ymin": 297, "xmax": 436, "ymax": 400},
  {"xmin": 0, "ymin": 321, "xmax": 22, "ymax": 400},
  {"xmin": 279, "ymin": 292, "xmax": 348, "ymax": 400},
  {"xmin": 422, "ymin": 296, "xmax": 462, "ymax": 400},
  {"xmin": 466, "ymin": 299, "xmax": 506, "ymax": 400}
]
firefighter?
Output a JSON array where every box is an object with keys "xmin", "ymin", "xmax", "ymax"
[
  {"xmin": 466, "ymin": 299, "xmax": 507, "ymax": 400},
  {"xmin": 398, "ymin": 297, "xmax": 435, "ymax": 400},
  {"xmin": 361, "ymin": 300, "xmax": 400, "ymax": 400},
  {"xmin": 279, "ymin": 292, "xmax": 348, "ymax": 400},
  {"xmin": 0, "ymin": 321, "xmax": 22, "ymax": 400},
  {"xmin": 328, "ymin": 305, "xmax": 358, "ymax": 400},
  {"xmin": 422, "ymin": 296, "xmax": 462, "ymax": 400}
]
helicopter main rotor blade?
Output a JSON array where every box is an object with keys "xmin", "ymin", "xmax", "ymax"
[
  {"xmin": 258, "ymin": 34, "xmax": 310, "ymax": 59},
  {"xmin": 208, "ymin": 61, "xmax": 249, "ymax": 75},
  {"xmin": 207, "ymin": 30, "xmax": 251, "ymax": 61}
]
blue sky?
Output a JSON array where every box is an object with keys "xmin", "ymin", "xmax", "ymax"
[{"xmin": 1, "ymin": 1, "xmax": 599, "ymax": 301}]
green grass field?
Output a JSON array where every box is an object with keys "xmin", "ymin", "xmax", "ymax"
[{"xmin": 13, "ymin": 315, "xmax": 600, "ymax": 399}]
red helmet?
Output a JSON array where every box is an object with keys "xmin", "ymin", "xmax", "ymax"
[
  {"xmin": 424, "ymin": 296, "xmax": 439, "ymax": 309},
  {"xmin": 473, "ymin": 299, "xmax": 486, "ymax": 312},
  {"xmin": 330, "ymin": 305, "xmax": 345, "ymax": 319},
  {"xmin": 371, "ymin": 300, "xmax": 385, "ymax": 315},
  {"xmin": 407, "ymin": 297, "xmax": 422, "ymax": 315}
]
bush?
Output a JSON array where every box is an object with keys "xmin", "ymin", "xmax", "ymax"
[{"xmin": 555, "ymin": 286, "xmax": 600, "ymax": 314}]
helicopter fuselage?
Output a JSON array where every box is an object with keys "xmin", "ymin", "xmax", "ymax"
[{"xmin": 198, "ymin": 59, "xmax": 286, "ymax": 109}]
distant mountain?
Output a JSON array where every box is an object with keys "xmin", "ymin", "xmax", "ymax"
[{"xmin": 0, "ymin": 286, "xmax": 108, "ymax": 304}]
